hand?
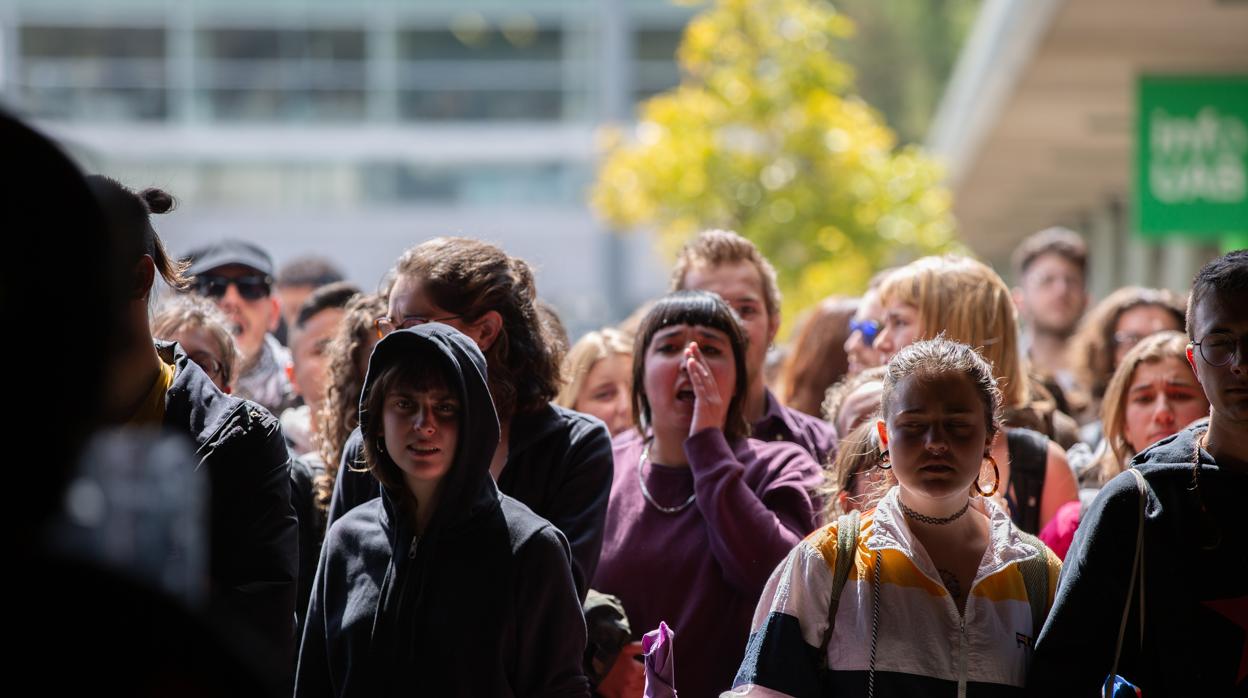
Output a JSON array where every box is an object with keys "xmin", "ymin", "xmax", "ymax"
[
  {"xmin": 687, "ymin": 342, "xmax": 728, "ymax": 436},
  {"xmin": 596, "ymin": 641, "xmax": 646, "ymax": 698}
]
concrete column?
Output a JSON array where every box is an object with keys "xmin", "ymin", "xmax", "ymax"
[
  {"xmin": 1, "ymin": 3, "xmax": 22, "ymax": 104},
  {"xmin": 366, "ymin": 7, "xmax": 398, "ymax": 123},
  {"xmin": 167, "ymin": 3, "xmax": 196, "ymax": 123},
  {"xmin": 1086, "ymin": 203, "xmax": 1118, "ymax": 302},
  {"xmin": 597, "ymin": 0, "xmax": 634, "ymax": 323}
]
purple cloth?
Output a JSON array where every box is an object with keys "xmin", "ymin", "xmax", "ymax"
[
  {"xmin": 752, "ymin": 389, "xmax": 837, "ymax": 466},
  {"xmin": 593, "ymin": 428, "xmax": 822, "ymax": 698},
  {"xmin": 642, "ymin": 622, "xmax": 675, "ymax": 698}
]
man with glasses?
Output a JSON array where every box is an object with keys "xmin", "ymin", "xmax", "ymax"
[
  {"xmin": 185, "ymin": 240, "xmax": 296, "ymax": 414},
  {"xmin": 1031, "ymin": 249, "xmax": 1248, "ymax": 695}
]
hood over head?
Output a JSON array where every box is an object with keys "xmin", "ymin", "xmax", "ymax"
[{"xmin": 358, "ymin": 323, "xmax": 501, "ymax": 533}]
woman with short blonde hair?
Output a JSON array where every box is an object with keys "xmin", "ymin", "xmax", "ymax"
[{"xmin": 556, "ymin": 328, "xmax": 634, "ymax": 437}]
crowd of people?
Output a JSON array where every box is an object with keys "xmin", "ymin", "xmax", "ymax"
[{"xmin": 9, "ymin": 109, "xmax": 1248, "ymax": 697}]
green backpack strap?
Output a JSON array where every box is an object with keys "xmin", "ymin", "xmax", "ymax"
[
  {"xmin": 819, "ymin": 510, "xmax": 861, "ymax": 665},
  {"xmin": 1015, "ymin": 530, "xmax": 1051, "ymax": 644}
]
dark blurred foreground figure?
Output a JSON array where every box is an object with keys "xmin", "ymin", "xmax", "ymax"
[
  {"xmin": 296, "ymin": 324, "xmax": 588, "ymax": 697},
  {"xmin": 1030, "ymin": 250, "xmax": 1248, "ymax": 696},
  {"xmin": 90, "ymin": 176, "xmax": 299, "ymax": 676},
  {"xmin": 5, "ymin": 111, "xmax": 278, "ymax": 695}
]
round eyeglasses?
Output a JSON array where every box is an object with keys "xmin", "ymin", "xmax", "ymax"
[{"xmin": 1192, "ymin": 332, "xmax": 1243, "ymax": 367}]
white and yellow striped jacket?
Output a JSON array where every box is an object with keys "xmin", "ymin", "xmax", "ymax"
[{"xmin": 728, "ymin": 487, "xmax": 1061, "ymax": 698}]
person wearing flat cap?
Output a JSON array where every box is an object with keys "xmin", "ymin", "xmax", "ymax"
[{"xmin": 185, "ymin": 240, "xmax": 297, "ymax": 415}]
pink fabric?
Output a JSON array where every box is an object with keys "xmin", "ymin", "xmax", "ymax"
[
  {"xmin": 1038, "ymin": 500, "xmax": 1082, "ymax": 560},
  {"xmin": 642, "ymin": 622, "xmax": 675, "ymax": 698}
]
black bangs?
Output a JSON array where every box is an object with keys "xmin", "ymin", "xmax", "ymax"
[{"xmin": 636, "ymin": 290, "xmax": 746, "ymax": 348}]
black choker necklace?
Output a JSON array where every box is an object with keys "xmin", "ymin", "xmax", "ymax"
[{"xmin": 898, "ymin": 498, "xmax": 971, "ymax": 525}]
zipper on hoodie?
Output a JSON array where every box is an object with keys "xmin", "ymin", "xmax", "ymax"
[{"xmin": 957, "ymin": 614, "xmax": 968, "ymax": 698}]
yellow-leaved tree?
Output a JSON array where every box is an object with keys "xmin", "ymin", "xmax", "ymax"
[{"xmin": 592, "ymin": 0, "xmax": 958, "ymax": 326}]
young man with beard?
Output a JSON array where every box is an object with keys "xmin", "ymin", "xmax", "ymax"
[{"xmin": 1012, "ymin": 227, "xmax": 1089, "ymax": 412}]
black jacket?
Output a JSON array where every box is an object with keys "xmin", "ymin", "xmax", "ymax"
[
  {"xmin": 295, "ymin": 324, "xmax": 589, "ymax": 697},
  {"xmin": 291, "ymin": 453, "xmax": 328, "ymax": 635},
  {"xmin": 1029, "ymin": 425, "xmax": 1248, "ymax": 695},
  {"xmin": 327, "ymin": 394, "xmax": 612, "ymax": 599},
  {"xmin": 158, "ymin": 341, "xmax": 299, "ymax": 670}
]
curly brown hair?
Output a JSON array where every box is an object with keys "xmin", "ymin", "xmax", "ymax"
[
  {"xmin": 391, "ymin": 237, "xmax": 563, "ymax": 419},
  {"xmin": 313, "ymin": 292, "xmax": 387, "ymax": 511},
  {"xmin": 1066, "ymin": 287, "xmax": 1186, "ymax": 413}
]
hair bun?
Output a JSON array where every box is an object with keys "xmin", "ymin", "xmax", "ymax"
[{"xmin": 140, "ymin": 188, "xmax": 176, "ymax": 214}]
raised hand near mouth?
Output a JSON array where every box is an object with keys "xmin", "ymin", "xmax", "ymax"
[{"xmin": 686, "ymin": 341, "xmax": 728, "ymax": 436}]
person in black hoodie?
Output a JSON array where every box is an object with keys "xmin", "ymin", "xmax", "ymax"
[
  {"xmin": 327, "ymin": 237, "xmax": 612, "ymax": 598},
  {"xmin": 1029, "ymin": 250, "xmax": 1248, "ymax": 696},
  {"xmin": 296, "ymin": 323, "xmax": 589, "ymax": 697}
]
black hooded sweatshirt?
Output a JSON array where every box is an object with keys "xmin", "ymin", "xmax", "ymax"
[
  {"xmin": 294, "ymin": 325, "xmax": 589, "ymax": 698},
  {"xmin": 1029, "ymin": 425, "xmax": 1248, "ymax": 695}
]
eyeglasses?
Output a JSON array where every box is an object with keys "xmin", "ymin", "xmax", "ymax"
[
  {"xmin": 1192, "ymin": 332, "xmax": 1244, "ymax": 367},
  {"xmin": 374, "ymin": 314, "xmax": 464, "ymax": 339},
  {"xmin": 849, "ymin": 319, "xmax": 880, "ymax": 347},
  {"xmin": 187, "ymin": 351, "xmax": 226, "ymax": 382},
  {"xmin": 1112, "ymin": 331, "xmax": 1148, "ymax": 351},
  {"xmin": 193, "ymin": 274, "xmax": 271, "ymax": 301}
]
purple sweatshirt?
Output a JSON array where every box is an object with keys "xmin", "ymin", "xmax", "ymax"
[
  {"xmin": 593, "ymin": 428, "xmax": 823, "ymax": 698},
  {"xmin": 752, "ymin": 388, "xmax": 838, "ymax": 467}
]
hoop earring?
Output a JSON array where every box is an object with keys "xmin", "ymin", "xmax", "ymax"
[
  {"xmin": 974, "ymin": 455, "xmax": 1000, "ymax": 497},
  {"xmin": 878, "ymin": 450, "xmax": 892, "ymax": 470}
]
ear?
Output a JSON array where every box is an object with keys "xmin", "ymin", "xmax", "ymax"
[
  {"xmin": 766, "ymin": 308, "xmax": 781, "ymax": 346},
  {"xmin": 1187, "ymin": 343, "xmax": 1199, "ymax": 374},
  {"xmin": 471, "ymin": 310, "xmax": 504, "ymax": 352},
  {"xmin": 1011, "ymin": 287, "xmax": 1026, "ymax": 313},
  {"xmin": 267, "ymin": 297, "xmax": 281, "ymax": 332},
  {"xmin": 837, "ymin": 490, "xmax": 851, "ymax": 513},
  {"xmin": 875, "ymin": 418, "xmax": 889, "ymax": 452},
  {"xmin": 286, "ymin": 363, "xmax": 301, "ymax": 396},
  {"xmin": 134, "ymin": 256, "xmax": 156, "ymax": 301}
]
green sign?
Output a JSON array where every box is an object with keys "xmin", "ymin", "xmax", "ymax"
[{"xmin": 1136, "ymin": 75, "xmax": 1248, "ymax": 238}]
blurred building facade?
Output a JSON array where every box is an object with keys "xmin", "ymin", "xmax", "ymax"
[
  {"xmin": 928, "ymin": 0, "xmax": 1247, "ymax": 300},
  {"xmin": 0, "ymin": 0, "xmax": 696, "ymax": 336}
]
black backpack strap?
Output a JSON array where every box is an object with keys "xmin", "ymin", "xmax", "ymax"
[{"xmin": 1006, "ymin": 428, "xmax": 1049, "ymax": 533}]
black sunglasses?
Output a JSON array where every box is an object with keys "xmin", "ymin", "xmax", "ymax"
[{"xmin": 194, "ymin": 274, "xmax": 271, "ymax": 301}]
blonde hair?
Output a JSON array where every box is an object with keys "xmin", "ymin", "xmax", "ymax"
[
  {"xmin": 152, "ymin": 295, "xmax": 240, "ymax": 387},
  {"xmin": 670, "ymin": 229, "xmax": 782, "ymax": 318},
  {"xmin": 1098, "ymin": 331, "xmax": 1199, "ymax": 484},
  {"xmin": 555, "ymin": 328, "xmax": 633, "ymax": 409},
  {"xmin": 878, "ymin": 255, "xmax": 1028, "ymax": 410},
  {"xmin": 820, "ymin": 421, "xmax": 883, "ymax": 523}
]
